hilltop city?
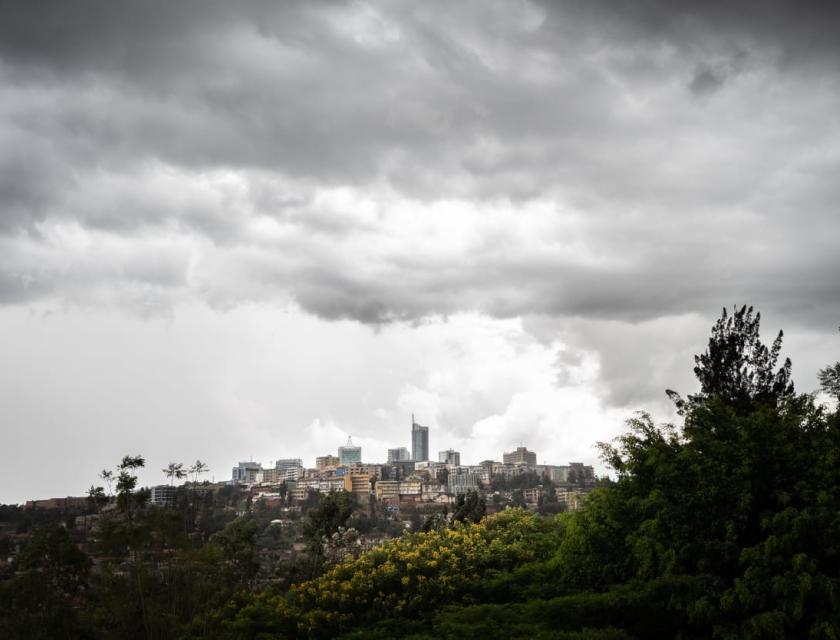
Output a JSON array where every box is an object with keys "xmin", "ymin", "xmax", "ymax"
[{"xmin": 215, "ymin": 415, "xmax": 596, "ymax": 515}]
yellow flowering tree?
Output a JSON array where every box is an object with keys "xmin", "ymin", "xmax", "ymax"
[{"xmin": 225, "ymin": 509, "xmax": 563, "ymax": 639}]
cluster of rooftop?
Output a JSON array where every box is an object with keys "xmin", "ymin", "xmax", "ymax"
[{"xmin": 229, "ymin": 417, "xmax": 596, "ymax": 510}]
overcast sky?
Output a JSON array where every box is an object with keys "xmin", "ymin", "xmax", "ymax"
[{"xmin": 1, "ymin": 1, "xmax": 839, "ymax": 503}]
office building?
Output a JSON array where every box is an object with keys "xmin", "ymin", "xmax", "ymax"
[
  {"xmin": 338, "ymin": 437, "xmax": 362, "ymax": 465},
  {"xmin": 411, "ymin": 415, "xmax": 429, "ymax": 462},
  {"xmin": 275, "ymin": 458, "xmax": 302, "ymax": 471},
  {"xmin": 388, "ymin": 447, "xmax": 411, "ymax": 463},
  {"xmin": 503, "ymin": 446, "xmax": 537, "ymax": 467},
  {"xmin": 439, "ymin": 449, "xmax": 460, "ymax": 466},
  {"xmin": 231, "ymin": 461, "xmax": 262, "ymax": 484}
]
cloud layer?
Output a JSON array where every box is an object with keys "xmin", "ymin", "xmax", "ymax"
[
  {"xmin": 2, "ymin": 1, "xmax": 839, "ymax": 325},
  {"xmin": 2, "ymin": 1, "xmax": 839, "ymax": 501}
]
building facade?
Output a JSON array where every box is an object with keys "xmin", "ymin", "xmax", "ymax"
[
  {"xmin": 387, "ymin": 447, "xmax": 411, "ymax": 463},
  {"xmin": 150, "ymin": 485, "xmax": 178, "ymax": 506},
  {"xmin": 438, "ymin": 449, "xmax": 461, "ymax": 466},
  {"xmin": 316, "ymin": 455, "xmax": 340, "ymax": 470},
  {"xmin": 503, "ymin": 446, "xmax": 537, "ymax": 467},
  {"xmin": 411, "ymin": 417, "xmax": 429, "ymax": 462},
  {"xmin": 275, "ymin": 458, "xmax": 302, "ymax": 471},
  {"xmin": 447, "ymin": 467, "xmax": 480, "ymax": 495},
  {"xmin": 338, "ymin": 437, "xmax": 362, "ymax": 465},
  {"xmin": 231, "ymin": 461, "xmax": 262, "ymax": 484},
  {"xmin": 344, "ymin": 473, "xmax": 371, "ymax": 498}
]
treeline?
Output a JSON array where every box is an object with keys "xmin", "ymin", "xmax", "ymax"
[
  {"xmin": 3, "ymin": 306, "xmax": 840, "ymax": 638},
  {"xmin": 0, "ymin": 461, "xmax": 390, "ymax": 637}
]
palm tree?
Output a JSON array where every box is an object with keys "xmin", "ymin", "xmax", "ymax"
[
  {"xmin": 187, "ymin": 460, "xmax": 210, "ymax": 532},
  {"xmin": 188, "ymin": 460, "xmax": 209, "ymax": 485},
  {"xmin": 163, "ymin": 462, "xmax": 186, "ymax": 486},
  {"xmin": 99, "ymin": 469, "xmax": 114, "ymax": 496},
  {"xmin": 116, "ymin": 455, "xmax": 145, "ymax": 520}
]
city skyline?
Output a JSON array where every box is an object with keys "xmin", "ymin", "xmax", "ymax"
[
  {"xmin": 229, "ymin": 419, "xmax": 550, "ymax": 474},
  {"xmin": 2, "ymin": 1, "xmax": 840, "ymax": 504}
]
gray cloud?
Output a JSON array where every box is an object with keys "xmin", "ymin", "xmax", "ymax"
[{"xmin": 1, "ymin": 0, "xmax": 839, "ymax": 394}]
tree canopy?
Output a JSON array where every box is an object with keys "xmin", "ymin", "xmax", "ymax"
[{"xmin": 668, "ymin": 305, "xmax": 794, "ymax": 415}]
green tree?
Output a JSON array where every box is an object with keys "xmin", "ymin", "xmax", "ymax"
[
  {"xmin": 303, "ymin": 491, "xmax": 356, "ymax": 558},
  {"xmin": 668, "ymin": 305, "xmax": 794, "ymax": 415},
  {"xmin": 209, "ymin": 517, "xmax": 260, "ymax": 587},
  {"xmin": 452, "ymin": 490, "xmax": 486, "ymax": 524},
  {"xmin": 820, "ymin": 362, "xmax": 840, "ymax": 399},
  {"xmin": 818, "ymin": 326, "xmax": 840, "ymax": 400},
  {"xmin": 0, "ymin": 523, "xmax": 92, "ymax": 639},
  {"xmin": 17, "ymin": 522, "xmax": 91, "ymax": 597},
  {"xmin": 99, "ymin": 468, "xmax": 114, "ymax": 496},
  {"xmin": 114, "ymin": 454, "xmax": 145, "ymax": 520}
]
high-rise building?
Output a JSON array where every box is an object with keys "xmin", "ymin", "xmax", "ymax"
[
  {"xmin": 438, "ymin": 449, "xmax": 461, "ymax": 466},
  {"xmin": 387, "ymin": 447, "xmax": 411, "ymax": 463},
  {"xmin": 338, "ymin": 437, "xmax": 362, "ymax": 465},
  {"xmin": 503, "ymin": 446, "xmax": 537, "ymax": 467},
  {"xmin": 411, "ymin": 415, "xmax": 429, "ymax": 462}
]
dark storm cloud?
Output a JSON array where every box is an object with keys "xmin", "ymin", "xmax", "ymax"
[{"xmin": 1, "ymin": 0, "xmax": 840, "ymax": 339}]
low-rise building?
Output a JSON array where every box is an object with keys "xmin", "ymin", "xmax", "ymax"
[
  {"xmin": 344, "ymin": 473, "xmax": 371, "ymax": 498},
  {"xmin": 522, "ymin": 486, "xmax": 544, "ymax": 505},
  {"xmin": 375, "ymin": 480, "xmax": 400, "ymax": 500},
  {"xmin": 447, "ymin": 467, "xmax": 480, "ymax": 495},
  {"xmin": 557, "ymin": 488, "xmax": 588, "ymax": 510},
  {"xmin": 421, "ymin": 483, "xmax": 445, "ymax": 501},
  {"xmin": 414, "ymin": 460, "xmax": 447, "ymax": 481},
  {"xmin": 491, "ymin": 462, "xmax": 529, "ymax": 477},
  {"xmin": 466, "ymin": 465, "xmax": 490, "ymax": 484},
  {"xmin": 288, "ymin": 486, "xmax": 310, "ymax": 503},
  {"xmin": 345, "ymin": 463, "xmax": 381, "ymax": 479},
  {"xmin": 399, "ymin": 478, "xmax": 423, "ymax": 496},
  {"xmin": 316, "ymin": 455, "xmax": 340, "ymax": 470},
  {"xmin": 536, "ymin": 462, "xmax": 596, "ymax": 485},
  {"xmin": 24, "ymin": 496, "xmax": 89, "ymax": 510},
  {"xmin": 150, "ymin": 485, "xmax": 177, "ymax": 506}
]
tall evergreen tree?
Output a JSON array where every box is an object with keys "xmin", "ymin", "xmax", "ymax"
[{"xmin": 668, "ymin": 305, "xmax": 794, "ymax": 415}]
